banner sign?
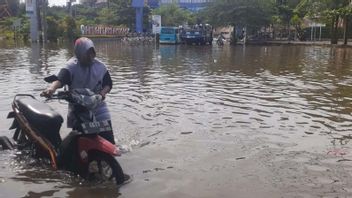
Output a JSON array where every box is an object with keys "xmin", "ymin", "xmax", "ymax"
[
  {"xmin": 132, "ymin": 0, "xmax": 144, "ymax": 7},
  {"xmin": 152, "ymin": 15, "xmax": 161, "ymax": 34},
  {"xmin": 308, "ymin": 23, "xmax": 326, "ymax": 28},
  {"xmin": 80, "ymin": 25, "xmax": 130, "ymax": 37}
]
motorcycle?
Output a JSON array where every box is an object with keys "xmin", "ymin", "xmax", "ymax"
[
  {"xmin": 216, "ymin": 37, "xmax": 225, "ymax": 46},
  {"xmin": 6, "ymin": 75, "xmax": 129, "ymax": 186},
  {"xmin": 0, "ymin": 136, "xmax": 14, "ymax": 150}
]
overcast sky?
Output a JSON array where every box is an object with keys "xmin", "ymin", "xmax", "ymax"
[
  {"xmin": 20, "ymin": 0, "xmax": 68, "ymax": 7},
  {"xmin": 48, "ymin": 0, "xmax": 68, "ymax": 7}
]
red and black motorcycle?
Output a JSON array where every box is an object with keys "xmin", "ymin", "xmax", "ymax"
[{"xmin": 7, "ymin": 76, "xmax": 129, "ymax": 186}]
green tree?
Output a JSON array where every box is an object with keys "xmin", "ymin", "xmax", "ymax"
[
  {"xmin": 80, "ymin": 0, "xmax": 98, "ymax": 7},
  {"xmin": 75, "ymin": 5, "xmax": 99, "ymax": 23},
  {"xmin": 19, "ymin": 18, "xmax": 30, "ymax": 41},
  {"xmin": 47, "ymin": 6, "xmax": 67, "ymax": 19},
  {"xmin": 152, "ymin": 3, "xmax": 195, "ymax": 26},
  {"xmin": 199, "ymin": 0, "xmax": 274, "ymax": 43},
  {"xmin": 296, "ymin": 0, "xmax": 351, "ymax": 44},
  {"xmin": 201, "ymin": 0, "xmax": 273, "ymax": 27},
  {"xmin": 46, "ymin": 16, "xmax": 61, "ymax": 41},
  {"xmin": 290, "ymin": 13, "xmax": 305, "ymax": 40},
  {"xmin": 273, "ymin": 0, "xmax": 302, "ymax": 39},
  {"xmin": 75, "ymin": 0, "xmax": 135, "ymax": 28},
  {"xmin": 46, "ymin": 6, "xmax": 70, "ymax": 40},
  {"xmin": 62, "ymin": 16, "xmax": 79, "ymax": 40},
  {"xmin": 100, "ymin": 0, "xmax": 135, "ymax": 28},
  {"xmin": 96, "ymin": 7, "xmax": 117, "ymax": 25}
]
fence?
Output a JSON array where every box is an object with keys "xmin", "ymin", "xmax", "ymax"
[{"xmin": 80, "ymin": 25, "xmax": 129, "ymax": 37}]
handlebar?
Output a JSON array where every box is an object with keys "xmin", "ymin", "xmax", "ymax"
[
  {"xmin": 43, "ymin": 91, "xmax": 72, "ymax": 102},
  {"xmin": 52, "ymin": 91, "xmax": 70, "ymax": 98},
  {"xmin": 42, "ymin": 89, "xmax": 103, "ymax": 110}
]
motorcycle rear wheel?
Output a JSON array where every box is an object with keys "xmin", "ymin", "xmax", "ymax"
[
  {"xmin": 86, "ymin": 151, "xmax": 125, "ymax": 185},
  {"xmin": 14, "ymin": 129, "xmax": 30, "ymax": 149},
  {"xmin": 0, "ymin": 136, "xmax": 14, "ymax": 150}
]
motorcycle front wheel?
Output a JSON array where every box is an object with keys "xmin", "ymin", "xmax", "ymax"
[{"xmin": 85, "ymin": 151, "xmax": 125, "ymax": 185}]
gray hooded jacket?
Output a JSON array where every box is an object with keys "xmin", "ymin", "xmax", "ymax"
[{"xmin": 59, "ymin": 37, "xmax": 111, "ymax": 128}]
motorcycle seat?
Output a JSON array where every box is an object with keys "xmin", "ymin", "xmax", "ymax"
[{"xmin": 15, "ymin": 96, "xmax": 63, "ymax": 147}]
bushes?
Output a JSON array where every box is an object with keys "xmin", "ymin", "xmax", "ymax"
[
  {"xmin": 45, "ymin": 16, "xmax": 80, "ymax": 42},
  {"xmin": 0, "ymin": 17, "xmax": 29, "ymax": 40},
  {"xmin": 46, "ymin": 16, "xmax": 62, "ymax": 42},
  {"xmin": 61, "ymin": 16, "xmax": 80, "ymax": 41}
]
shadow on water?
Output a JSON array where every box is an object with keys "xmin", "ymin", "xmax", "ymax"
[
  {"xmin": 0, "ymin": 149, "xmax": 122, "ymax": 197},
  {"xmin": 23, "ymin": 190, "xmax": 60, "ymax": 198}
]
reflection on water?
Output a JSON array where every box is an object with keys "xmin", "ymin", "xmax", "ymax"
[{"xmin": 1, "ymin": 41, "xmax": 352, "ymax": 197}]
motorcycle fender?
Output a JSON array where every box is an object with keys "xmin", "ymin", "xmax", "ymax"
[
  {"xmin": 9, "ymin": 118, "xmax": 19, "ymax": 130},
  {"xmin": 7, "ymin": 111, "xmax": 15, "ymax": 119},
  {"xmin": 78, "ymin": 136, "xmax": 120, "ymax": 163}
]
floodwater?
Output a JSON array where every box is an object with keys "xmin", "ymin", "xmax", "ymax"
[{"xmin": 1, "ymin": 41, "xmax": 352, "ymax": 197}]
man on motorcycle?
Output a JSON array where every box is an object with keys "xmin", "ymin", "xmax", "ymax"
[
  {"xmin": 217, "ymin": 33, "xmax": 225, "ymax": 46},
  {"xmin": 41, "ymin": 37, "xmax": 115, "ymax": 144}
]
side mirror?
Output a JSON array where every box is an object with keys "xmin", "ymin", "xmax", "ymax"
[{"xmin": 44, "ymin": 75, "xmax": 58, "ymax": 83}]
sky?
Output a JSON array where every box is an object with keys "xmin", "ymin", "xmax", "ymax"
[
  {"xmin": 48, "ymin": 0, "xmax": 69, "ymax": 7},
  {"xmin": 20, "ymin": 0, "xmax": 68, "ymax": 7},
  {"xmin": 20, "ymin": 0, "xmax": 69, "ymax": 7}
]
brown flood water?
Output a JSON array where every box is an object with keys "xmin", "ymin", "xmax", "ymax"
[{"xmin": 0, "ymin": 41, "xmax": 352, "ymax": 197}]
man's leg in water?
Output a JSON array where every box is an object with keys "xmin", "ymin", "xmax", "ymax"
[
  {"xmin": 99, "ymin": 120, "xmax": 115, "ymax": 144},
  {"xmin": 99, "ymin": 120, "xmax": 133, "ymax": 185}
]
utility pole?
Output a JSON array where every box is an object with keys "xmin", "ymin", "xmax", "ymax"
[
  {"xmin": 67, "ymin": 0, "xmax": 72, "ymax": 16},
  {"xmin": 26, "ymin": 0, "xmax": 39, "ymax": 42},
  {"xmin": 26, "ymin": 0, "xmax": 47, "ymax": 43},
  {"xmin": 41, "ymin": 0, "xmax": 47, "ymax": 43},
  {"xmin": 132, "ymin": 0, "xmax": 144, "ymax": 33}
]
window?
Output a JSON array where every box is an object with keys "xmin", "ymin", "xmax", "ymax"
[{"xmin": 161, "ymin": 28, "xmax": 176, "ymax": 34}]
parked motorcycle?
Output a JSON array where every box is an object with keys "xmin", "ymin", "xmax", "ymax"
[
  {"xmin": 217, "ymin": 37, "xmax": 225, "ymax": 46},
  {"xmin": 6, "ymin": 76, "xmax": 129, "ymax": 186}
]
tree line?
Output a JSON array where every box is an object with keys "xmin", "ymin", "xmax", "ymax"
[
  {"xmin": 200, "ymin": 0, "xmax": 352, "ymax": 44},
  {"xmin": 0, "ymin": 0, "xmax": 351, "ymax": 44}
]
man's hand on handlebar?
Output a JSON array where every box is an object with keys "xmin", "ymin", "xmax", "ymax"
[
  {"xmin": 41, "ymin": 80, "xmax": 62, "ymax": 98},
  {"xmin": 40, "ymin": 88, "xmax": 56, "ymax": 98},
  {"xmin": 99, "ymin": 85, "xmax": 111, "ymax": 101}
]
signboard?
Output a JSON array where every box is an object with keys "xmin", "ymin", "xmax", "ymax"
[
  {"xmin": 80, "ymin": 25, "xmax": 130, "ymax": 37},
  {"xmin": 308, "ymin": 22, "xmax": 326, "ymax": 27},
  {"xmin": 152, "ymin": 15, "xmax": 161, "ymax": 34},
  {"xmin": 25, "ymin": 0, "xmax": 34, "ymax": 14},
  {"xmin": 148, "ymin": 0, "xmax": 159, "ymax": 8},
  {"xmin": 132, "ymin": 0, "xmax": 144, "ymax": 7}
]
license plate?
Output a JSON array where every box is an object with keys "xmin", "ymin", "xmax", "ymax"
[{"xmin": 81, "ymin": 120, "xmax": 112, "ymax": 134}]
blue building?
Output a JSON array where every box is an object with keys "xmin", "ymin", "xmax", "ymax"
[{"xmin": 147, "ymin": 0, "xmax": 213, "ymax": 11}]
